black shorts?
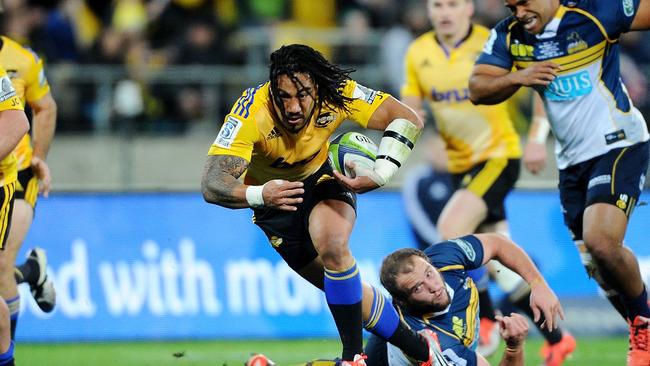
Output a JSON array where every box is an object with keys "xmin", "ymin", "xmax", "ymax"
[
  {"xmin": 252, "ymin": 163, "xmax": 357, "ymax": 271},
  {"xmin": 559, "ymin": 141, "xmax": 649, "ymax": 241},
  {"xmin": 0, "ymin": 182, "xmax": 15, "ymax": 250},
  {"xmin": 14, "ymin": 168, "xmax": 38, "ymax": 209},
  {"xmin": 450, "ymin": 158, "xmax": 520, "ymax": 224}
]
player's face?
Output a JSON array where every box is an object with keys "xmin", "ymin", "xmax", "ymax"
[
  {"xmin": 396, "ymin": 256, "xmax": 451, "ymax": 313},
  {"xmin": 273, "ymin": 73, "xmax": 318, "ymax": 133},
  {"xmin": 504, "ymin": 0, "xmax": 560, "ymax": 35},
  {"xmin": 428, "ymin": 0, "xmax": 473, "ymax": 39}
]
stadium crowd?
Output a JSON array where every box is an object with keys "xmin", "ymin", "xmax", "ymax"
[{"xmin": 1, "ymin": 0, "xmax": 649, "ymax": 133}]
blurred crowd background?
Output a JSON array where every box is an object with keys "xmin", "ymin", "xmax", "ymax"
[{"xmin": 4, "ymin": 0, "xmax": 650, "ymax": 136}]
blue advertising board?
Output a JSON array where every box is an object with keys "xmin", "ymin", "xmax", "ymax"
[{"xmin": 14, "ymin": 190, "xmax": 650, "ymax": 341}]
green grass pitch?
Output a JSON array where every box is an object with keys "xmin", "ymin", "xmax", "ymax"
[{"xmin": 16, "ymin": 336, "xmax": 628, "ymax": 365}]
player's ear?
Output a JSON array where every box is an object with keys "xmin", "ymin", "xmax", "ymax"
[{"xmin": 467, "ymin": 0, "xmax": 475, "ymax": 18}]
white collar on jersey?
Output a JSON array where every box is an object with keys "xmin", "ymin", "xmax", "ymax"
[{"xmin": 537, "ymin": 17, "xmax": 561, "ymax": 39}]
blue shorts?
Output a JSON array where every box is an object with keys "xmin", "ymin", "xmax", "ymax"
[{"xmin": 559, "ymin": 141, "xmax": 648, "ymax": 240}]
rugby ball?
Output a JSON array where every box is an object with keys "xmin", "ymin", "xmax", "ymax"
[{"xmin": 328, "ymin": 132, "xmax": 378, "ymax": 178}]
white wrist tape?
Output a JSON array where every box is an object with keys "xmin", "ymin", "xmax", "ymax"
[
  {"xmin": 373, "ymin": 118, "xmax": 421, "ymax": 186},
  {"xmin": 531, "ymin": 116, "xmax": 550, "ymax": 144},
  {"xmin": 245, "ymin": 184, "xmax": 265, "ymax": 208}
]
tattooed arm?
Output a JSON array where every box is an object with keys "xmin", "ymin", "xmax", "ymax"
[
  {"xmin": 201, "ymin": 154, "xmax": 250, "ymax": 208},
  {"xmin": 201, "ymin": 154, "xmax": 306, "ymax": 211}
]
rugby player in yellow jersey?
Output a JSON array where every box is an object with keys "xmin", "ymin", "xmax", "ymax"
[
  {"xmin": 0, "ymin": 35, "xmax": 57, "ymax": 340},
  {"xmin": 202, "ymin": 44, "xmax": 446, "ymax": 366},
  {"xmin": 0, "ymin": 63, "xmax": 30, "ymax": 366},
  {"xmin": 400, "ymin": 1, "xmax": 573, "ymax": 365}
]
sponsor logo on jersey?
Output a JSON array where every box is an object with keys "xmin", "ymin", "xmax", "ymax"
[
  {"xmin": 269, "ymin": 236, "xmax": 283, "ymax": 248},
  {"xmin": 214, "ymin": 116, "xmax": 242, "ymax": 148},
  {"xmin": 566, "ymin": 32, "xmax": 588, "ymax": 54},
  {"xmin": 450, "ymin": 238, "xmax": 476, "ymax": 261},
  {"xmin": 640, "ymin": 174, "xmax": 646, "ymax": 191},
  {"xmin": 266, "ymin": 127, "xmax": 282, "ymax": 140},
  {"xmin": 0, "ymin": 75, "xmax": 16, "ymax": 102},
  {"xmin": 353, "ymin": 83, "xmax": 378, "ymax": 104},
  {"xmin": 537, "ymin": 40, "xmax": 563, "ymax": 59},
  {"xmin": 431, "ymin": 87, "xmax": 470, "ymax": 102},
  {"xmin": 623, "ymin": 0, "xmax": 635, "ymax": 17},
  {"xmin": 588, "ymin": 175, "xmax": 611, "ymax": 189},
  {"xmin": 452, "ymin": 316, "xmax": 466, "ymax": 339},
  {"xmin": 315, "ymin": 112, "xmax": 336, "ymax": 128},
  {"xmin": 617, "ymin": 194, "xmax": 629, "ymax": 210},
  {"xmin": 605, "ymin": 129, "xmax": 626, "ymax": 145},
  {"xmin": 510, "ymin": 42, "xmax": 534, "ymax": 59},
  {"xmin": 38, "ymin": 69, "xmax": 48, "ymax": 87},
  {"xmin": 544, "ymin": 70, "xmax": 592, "ymax": 101}
]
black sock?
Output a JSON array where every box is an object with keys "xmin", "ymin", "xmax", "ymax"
[
  {"xmin": 606, "ymin": 294, "xmax": 629, "ymax": 321},
  {"xmin": 9, "ymin": 319, "xmax": 15, "ymax": 341},
  {"xmin": 623, "ymin": 286, "xmax": 650, "ymax": 321},
  {"xmin": 386, "ymin": 322, "xmax": 429, "ymax": 361},
  {"xmin": 329, "ymin": 302, "xmax": 363, "ymax": 360},
  {"xmin": 512, "ymin": 295, "xmax": 562, "ymax": 344},
  {"xmin": 14, "ymin": 259, "xmax": 39, "ymax": 285},
  {"xmin": 478, "ymin": 288, "xmax": 497, "ymax": 321}
]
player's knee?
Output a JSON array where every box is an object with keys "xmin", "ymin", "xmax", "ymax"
[
  {"xmin": 0, "ymin": 257, "xmax": 13, "ymax": 277},
  {"xmin": 319, "ymin": 246, "xmax": 353, "ymax": 270},
  {"xmin": 0, "ymin": 300, "xmax": 8, "ymax": 328},
  {"xmin": 583, "ymin": 231, "xmax": 620, "ymax": 260},
  {"xmin": 436, "ymin": 220, "xmax": 462, "ymax": 240}
]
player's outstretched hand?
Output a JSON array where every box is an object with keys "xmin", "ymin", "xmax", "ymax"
[
  {"xmin": 262, "ymin": 179, "xmax": 304, "ymax": 211},
  {"xmin": 529, "ymin": 278, "xmax": 565, "ymax": 331},
  {"xmin": 30, "ymin": 156, "xmax": 51, "ymax": 197},
  {"xmin": 332, "ymin": 161, "xmax": 381, "ymax": 194},
  {"xmin": 515, "ymin": 61, "xmax": 561, "ymax": 87},
  {"xmin": 523, "ymin": 140, "xmax": 547, "ymax": 174},
  {"xmin": 496, "ymin": 313, "xmax": 528, "ymax": 350}
]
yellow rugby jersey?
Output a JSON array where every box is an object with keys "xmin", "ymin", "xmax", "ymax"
[
  {"xmin": 208, "ymin": 79, "xmax": 388, "ymax": 184},
  {"xmin": 0, "ymin": 36, "xmax": 51, "ymax": 170},
  {"xmin": 0, "ymin": 65, "xmax": 25, "ymax": 186},
  {"xmin": 402, "ymin": 24, "xmax": 521, "ymax": 173}
]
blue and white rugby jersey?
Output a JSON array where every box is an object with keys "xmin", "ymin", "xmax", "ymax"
[
  {"xmin": 398, "ymin": 235, "xmax": 485, "ymax": 366},
  {"xmin": 476, "ymin": 0, "xmax": 649, "ymax": 169}
]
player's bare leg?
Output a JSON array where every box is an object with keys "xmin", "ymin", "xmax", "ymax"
[
  {"xmin": 296, "ymin": 243, "xmax": 430, "ymax": 363},
  {"xmin": 309, "ymin": 199, "xmax": 363, "ymax": 362},
  {"xmin": 0, "ymin": 200, "xmax": 31, "ymax": 339},
  {"xmin": 583, "ymin": 203, "xmax": 650, "ymax": 365}
]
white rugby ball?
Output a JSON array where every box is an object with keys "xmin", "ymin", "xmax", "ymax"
[{"xmin": 328, "ymin": 132, "xmax": 378, "ymax": 178}]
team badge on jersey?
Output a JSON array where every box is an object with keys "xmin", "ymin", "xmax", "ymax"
[
  {"xmin": 566, "ymin": 32, "xmax": 588, "ymax": 54},
  {"xmin": 215, "ymin": 116, "xmax": 243, "ymax": 148},
  {"xmin": 0, "ymin": 76, "xmax": 16, "ymax": 102},
  {"xmin": 315, "ymin": 112, "xmax": 336, "ymax": 128}
]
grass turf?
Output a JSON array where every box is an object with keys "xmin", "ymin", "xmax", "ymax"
[{"xmin": 15, "ymin": 336, "xmax": 628, "ymax": 365}]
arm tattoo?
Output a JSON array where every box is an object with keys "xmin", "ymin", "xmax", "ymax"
[{"xmin": 201, "ymin": 155, "xmax": 250, "ymax": 208}]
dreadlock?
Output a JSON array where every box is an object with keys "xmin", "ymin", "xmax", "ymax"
[{"xmin": 269, "ymin": 44, "xmax": 356, "ymax": 115}]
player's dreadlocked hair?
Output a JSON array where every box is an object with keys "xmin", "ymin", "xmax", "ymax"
[{"xmin": 269, "ymin": 44, "xmax": 355, "ymax": 114}]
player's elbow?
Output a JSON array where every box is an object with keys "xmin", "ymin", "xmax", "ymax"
[
  {"xmin": 200, "ymin": 178, "xmax": 216, "ymax": 204},
  {"xmin": 468, "ymin": 79, "xmax": 489, "ymax": 105}
]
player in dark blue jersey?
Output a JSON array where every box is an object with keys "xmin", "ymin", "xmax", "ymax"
[
  {"xmin": 469, "ymin": 0, "xmax": 650, "ymax": 364},
  {"xmin": 366, "ymin": 233, "xmax": 563, "ymax": 366}
]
